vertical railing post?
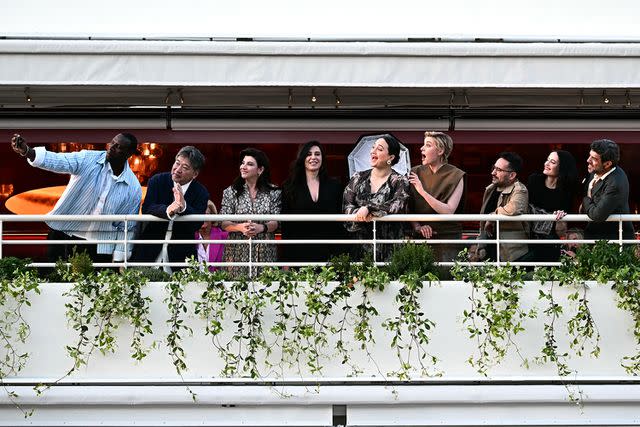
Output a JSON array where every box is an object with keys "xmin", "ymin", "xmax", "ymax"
[
  {"xmin": 495, "ymin": 219, "xmax": 501, "ymax": 266},
  {"xmin": 249, "ymin": 237, "xmax": 253, "ymax": 278},
  {"xmin": 124, "ymin": 218, "xmax": 128, "ymax": 269},
  {"xmin": 619, "ymin": 215, "xmax": 624, "ymax": 252},
  {"xmin": 372, "ymin": 219, "xmax": 377, "ymax": 264}
]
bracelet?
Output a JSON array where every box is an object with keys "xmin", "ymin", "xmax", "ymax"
[{"xmin": 20, "ymin": 146, "xmax": 30, "ymax": 157}]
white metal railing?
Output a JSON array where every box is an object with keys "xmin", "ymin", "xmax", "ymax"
[{"xmin": 0, "ymin": 213, "xmax": 638, "ymax": 270}]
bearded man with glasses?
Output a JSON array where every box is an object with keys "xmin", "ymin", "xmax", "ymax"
[{"xmin": 470, "ymin": 152, "xmax": 531, "ymax": 262}]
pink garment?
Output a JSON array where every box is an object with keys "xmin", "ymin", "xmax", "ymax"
[{"xmin": 196, "ymin": 227, "xmax": 228, "ymax": 271}]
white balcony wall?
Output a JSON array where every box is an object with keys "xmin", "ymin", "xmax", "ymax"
[
  {"xmin": 10, "ymin": 281, "xmax": 635, "ymax": 379},
  {"xmin": 2, "ymin": 280, "xmax": 640, "ymax": 426}
]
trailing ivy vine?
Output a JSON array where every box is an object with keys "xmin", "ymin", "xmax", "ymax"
[
  {"xmin": 579, "ymin": 242, "xmax": 640, "ymax": 374},
  {"xmin": 383, "ymin": 272, "xmax": 440, "ymax": 379},
  {"xmin": 451, "ymin": 257, "xmax": 535, "ymax": 376},
  {"xmin": 531, "ymin": 267, "xmax": 572, "ymax": 377},
  {"xmin": 63, "ymin": 268, "xmax": 154, "ymax": 377},
  {"xmin": 0, "ymin": 259, "xmax": 39, "ymax": 417}
]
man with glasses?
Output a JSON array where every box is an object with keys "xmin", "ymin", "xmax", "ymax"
[
  {"xmin": 471, "ymin": 152, "xmax": 530, "ymax": 262},
  {"xmin": 131, "ymin": 146, "xmax": 209, "ymax": 272},
  {"xmin": 580, "ymin": 139, "xmax": 634, "ymax": 241}
]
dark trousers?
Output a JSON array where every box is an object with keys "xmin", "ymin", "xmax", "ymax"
[{"xmin": 47, "ymin": 228, "xmax": 112, "ymax": 263}]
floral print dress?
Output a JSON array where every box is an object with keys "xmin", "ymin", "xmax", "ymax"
[
  {"xmin": 343, "ymin": 169, "xmax": 410, "ymax": 262},
  {"xmin": 220, "ymin": 184, "xmax": 282, "ymax": 278}
]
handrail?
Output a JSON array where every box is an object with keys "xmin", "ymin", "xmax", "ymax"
[
  {"xmin": 0, "ymin": 213, "xmax": 638, "ymax": 222},
  {"xmin": 0, "ymin": 213, "xmax": 638, "ymax": 270}
]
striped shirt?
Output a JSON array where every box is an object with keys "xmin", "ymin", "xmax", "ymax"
[{"xmin": 29, "ymin": 147, "xmax": 142, "ymax": 258}]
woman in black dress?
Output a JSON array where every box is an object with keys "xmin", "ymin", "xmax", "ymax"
[
  {"xmin": 281, "ymin": 141, "xmax": 344, "ymax": 263},
  {"xmin": 527, "ymin": 149, "xmax": 578, "ymax": 261}
]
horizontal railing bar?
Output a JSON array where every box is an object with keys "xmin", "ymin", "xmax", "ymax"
[
  {"xmin": 2, "ymin": 213, "xmax": 638, "ymax": 270},
  {"xmin": 6, "ymin": 376, "xmax": 640, "ymax": 385},
  {"xmin": 4, "ymin": 238, "xmax": 639, "ymax": 245},
  {"xmin": 3, "ymin": 235, "xmax": 639, "ymax": 245},
  {"xmin": 0, "ymin": 239, "xmax": 369, "ymax": 245},
  {"xmin": 2, "ymin": 213, "xmax": 640, "ymax": 222}
]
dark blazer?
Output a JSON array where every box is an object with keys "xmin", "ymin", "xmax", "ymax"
[
  {"xmin": 131, "ymin": 172, "xmax": 209, "ymax": 264},
  {"xmin": 581, "ymin": 166, "xmax": 635, "ymax": 240}
]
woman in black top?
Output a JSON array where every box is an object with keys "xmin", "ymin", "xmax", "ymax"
[
  {"xmin": 527, "ymin": 150, "xmax": 578, "ymax": 261},
  {"xmin": 281, "ymin": 141, "xmax": 345, "ymax": 263}
]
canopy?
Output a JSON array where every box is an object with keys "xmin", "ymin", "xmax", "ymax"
[{"xmin": 348, "ymin": 134, "xmax": 411, "ymax": 177}]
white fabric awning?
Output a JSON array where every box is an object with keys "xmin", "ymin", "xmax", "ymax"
[
  {"xmin": 1, "ymin": 40, "xmax": 640, "ymax": 88},
  {"xmin": 1, "ymin": 39, "xmax": 640, "ymax": 108}
]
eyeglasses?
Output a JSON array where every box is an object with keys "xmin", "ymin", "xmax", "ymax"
[{"xmin": 491, "ymin": 165, "xmax": 513, "ymax": 174}]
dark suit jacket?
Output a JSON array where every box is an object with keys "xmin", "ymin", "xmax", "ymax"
[
  {"xmin": 131, "ymin": 172, "xmax": 209, "ymax": 264},
  {"xmin": 581, "ymin": 166, "xmax": 635, "ymax": 240}
]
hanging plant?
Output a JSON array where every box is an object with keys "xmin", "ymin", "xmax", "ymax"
[
  {"xmin": 325, "ymin": 255, "xmax": 364, "ymax": 377},
  {"xmin": 532, "ymin": 267, "xmax": 572, "ymax": 377},
  {"xmin": 226, "ymin": 275, "xmax": 269, "ymax": 378},
  {"xmin": 383, "ymin": 243, "xmax": 440, "ymax": 378},
  {"xmin": 295, "ymin": 265, "xmax": 344, "ymax": 376},
  {"xmin": 350, "ymin": 257, "xmax": 388, "ymax": 377},
  {"xmin": 0, "ymin": 259, "xmax": 39, "ymax": 417},
  {"xmin": 63, "ymin": 266, "xmax": 154, "ymax": 376},
  {"xmin": 382, "ymin": 272, "xmax": 440, "ymax": 379},
  {"xmin": 452, "ymin": 256, "xmax": 535, "ymax": 376},
  {"xmin": 531, "ymin": 266, "xmax": 585, "ymax": 405},
  {"xmin": 165, "ymin": 259, "xmax": 213, "ymax": 400},
  {"xmin": 612, "ymin": 266, "xmax": 640, "ymax": 374},
  {"xmin": 582, "ymin": 242, "xmax": 640, "ymax": 374},
  {"xmin": 259, "ymin": 267, "xmax": 304, "ymax": 378}
]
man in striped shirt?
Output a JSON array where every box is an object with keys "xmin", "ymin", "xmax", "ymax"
[{"xmin": 11, "ymin": 133, "xmax": 142, "ymax": 264}]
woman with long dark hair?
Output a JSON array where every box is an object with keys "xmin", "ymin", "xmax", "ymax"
[
  {"xmin": 281, "ymin": 141, "xmax": 344, "ymax": 263},
  {"xmin": 527, "ymin": 149, "xmax": 578, "ymax": 261},
  {"xmin": 220, "ymin": 148, "xmax": 281, "ymax": 278}
]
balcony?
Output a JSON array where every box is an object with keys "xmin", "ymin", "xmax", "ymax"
[{"xmin": 0, "ymin": 214, "xmax": 639, "ymax": 426}]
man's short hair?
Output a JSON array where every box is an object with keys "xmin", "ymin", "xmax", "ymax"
[
  {"xmin": 591, "ymin": 139, "xmax": 620, "ymax": 166},
  {"xmin": 176, "ymin": 146, "xmax": 205, "ymax": 172},
  {"xmin": 497, "ymin": 151, "xmax": 523, "ymax": 173},
  {"xmin": 118, "ymin": 133, "xmax": 139, "ymax": 155}
]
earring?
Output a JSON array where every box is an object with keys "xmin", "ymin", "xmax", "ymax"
[{"xmin": 386, "ymin": 159, "xmax": 392, "ymax": 165}]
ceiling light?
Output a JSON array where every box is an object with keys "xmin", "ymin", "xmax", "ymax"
[
  {"xmin": 24, "ymin": 87, "xmax": 31, "ymax": 103},
  {"xmin": 602, "ymin": 90, "xmax": 610, "ymax": 104},
  {"xmin": 333, "ymin": 89, "xmax": 341, "ymax": 107}
]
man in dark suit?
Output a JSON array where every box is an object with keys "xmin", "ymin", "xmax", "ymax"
[
  {"xmin": 132, "ymin": 146, "xmax": 209, "ymax": 271},
  {"xmin": 580, "ymin": 139, "xmax": 635, "ymax": 241}
]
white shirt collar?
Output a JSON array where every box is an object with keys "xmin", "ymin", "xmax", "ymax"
[
  {"xmin": 596, "ymin": 166, "xmax": 616, "ymax": 182},
  {"xmin": 174, "ymin": 180, "xmax": 193, "ymax": 194}
]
